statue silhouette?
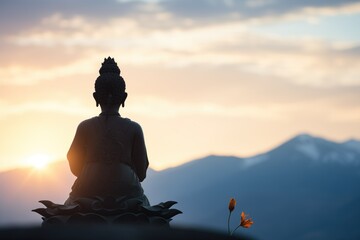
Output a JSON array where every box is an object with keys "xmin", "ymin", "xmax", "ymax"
[
  {"xmin": 33, "ymin": 57, "xmax": 181, "ymax": 226},
  {"xmin": 66, "ymin": 57, "xmax": 149, "ymax": 205}
]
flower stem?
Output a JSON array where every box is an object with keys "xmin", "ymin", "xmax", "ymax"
[
  {"xmin": 231, "ymin": 225, "xmax": 241, "ymax": 236},
  {"xmin": 227, "ymin": 212, "xmax": 232, "ymax": 235}
]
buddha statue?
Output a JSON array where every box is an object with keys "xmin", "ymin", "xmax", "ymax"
[
  {"xmin": 33, "ymin": 57, "xmax": 181, "ymax": 226},
  {"xmin": 65, "ymin": 57, "xmax": 149, "ymax": 205}
]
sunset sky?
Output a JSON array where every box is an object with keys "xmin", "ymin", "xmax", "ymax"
[{"xmin": 0, "ymin": 0, "xmax": 359, "ymax": 171}]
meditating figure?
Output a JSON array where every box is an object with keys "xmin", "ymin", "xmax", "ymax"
[
  {"xmin": 65, "ymin": 57, "xmax": 149, "ymax": 206},
  {"xmin": 33, "ymin": 57, "xmax": 180, "ymax": 225}
]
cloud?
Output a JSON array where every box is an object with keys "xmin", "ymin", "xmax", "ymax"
[
  {"xmin": 2, "ymin": 0, "xmax": 359, "ymax": 37},
  {"xmin": 0, "ymin": 56, "xmax": 98, "ymax": 85},
  {"xmin": 0, "ymin": 100, "xmax": 94, "ymax": 118},
  {"xmin": 0, "ymin": 0, "xmax": 359, "ymax": 171},
  {"xmin": 3, "ymin": 10, "xmax": 360, "ymax": 88},
  {"xmin": 1, "ymin": 3, "xmax": 359, "ymax": 116},
  {"xmin": 127, "ymin": 96, "xmax": 284, "ymax": 120},
  {"xmin": 1, "ymin": 0, "xmax": 359, "ymax": 90},
  {"xmin": 0, "ymin": 0, "xmax": 140, "ymax": 34},
  {"xmin": 160, "ymin": 0, "xmax": 360, "ymax": 22}
]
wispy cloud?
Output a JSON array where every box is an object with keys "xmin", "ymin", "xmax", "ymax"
[
  {"xmin": 4, "ymin": 10, "xmax": 360, "ymax": 88},
  {"xmin": 0, "ymin": 0, "xmax": 359, "ymax": 170},
  {"xmin": 0, "ymin": 57, "xmax": 98, "ymax": 85},
  {"xmin": 0, "ymin": 100, "xmax": 94, "ymax": 118}
]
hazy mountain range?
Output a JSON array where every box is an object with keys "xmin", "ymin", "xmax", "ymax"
[{"xmin": 1, "ymin": 133, "xmax": 360, "ymax": 240}]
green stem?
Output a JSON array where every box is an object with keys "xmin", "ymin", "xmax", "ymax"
[
  {"xmin": 231, "ymin": 225, "xmax": 241, "ymax": 236},
  {"xmin": 227, "ymin": 211, "xmax": 232, "ymax": 235}
]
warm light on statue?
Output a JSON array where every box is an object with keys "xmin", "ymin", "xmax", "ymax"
[{"xmin": 33, "ymin": 57, "xmax": 181, "ymax": 226}]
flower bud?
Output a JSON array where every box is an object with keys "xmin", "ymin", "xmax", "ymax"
[{"xmin": 228, "ymin": 198, "xmax": 236, "ymax": 212}]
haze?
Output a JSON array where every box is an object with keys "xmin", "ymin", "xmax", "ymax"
[{"xmin": 0, "ymin": 0, "xmax": 359, "ymax": 171}]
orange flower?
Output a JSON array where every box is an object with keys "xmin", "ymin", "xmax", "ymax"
[
  {"xmin": 240, "ymin": 212, "xmax": 253, "ymax": 228},
  {"xmin": 228, "ymin": 198, "xmax": 236, "ymax": 212}
]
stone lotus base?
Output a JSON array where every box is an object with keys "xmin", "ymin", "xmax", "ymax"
[{"xmin": 32, "ymin": 196, "xmax": 182, "ymax": 226}]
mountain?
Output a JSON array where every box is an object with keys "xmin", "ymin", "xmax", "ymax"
[
  {"xmin": 0, "ymin": 161, "xmax": 75, "ymax": 226},
  {"xmin": 1, "ymin": 134, "xmax": 360, "ymax": 240},
  {"xmin": 142, "ymin": 134, "xmax": 360, "ymax": 240}
]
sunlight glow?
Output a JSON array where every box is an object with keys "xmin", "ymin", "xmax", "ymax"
[{"xmin": 25, "ymin": 153, "xmax": 52, "ymax": 170}]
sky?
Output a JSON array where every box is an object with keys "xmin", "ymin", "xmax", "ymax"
[{"xmin": 0, "ymin": 0, "xmax": 359, "ymax": 171}]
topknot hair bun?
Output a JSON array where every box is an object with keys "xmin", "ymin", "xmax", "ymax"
[
  {"xmin": 99, "ymin": 57, "xmax": 121, "ymax": 75},
  {"xmin": 94, "ymin": 57, "xmax": 126, "ymax": 107}
]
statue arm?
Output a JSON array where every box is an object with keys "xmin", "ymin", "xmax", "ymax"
[
  {"xmin": 131, "ymin": 124, "xmax": 149, "ymax": 182},
  {"xmin": 67, "ymin": 123, "xmax": 86, "ymax": 177}
]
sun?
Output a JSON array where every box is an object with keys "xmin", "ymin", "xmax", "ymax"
[{"xmin": 25, "ymin": 153, "xmax": 52, "ymax": 170}]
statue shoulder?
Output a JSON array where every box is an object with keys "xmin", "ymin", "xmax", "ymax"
[
  {"xmin": 76, "ymin": 117, "xmax": 99, "ymax": 130},
  {"xmin": 123, "ymin": 118, "xmax": 143, "ymax": 133}
]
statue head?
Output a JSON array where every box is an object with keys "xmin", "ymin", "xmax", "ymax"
[{"xmin": 93, "ymin": 57, "xmax": 128, "ymax": 108}]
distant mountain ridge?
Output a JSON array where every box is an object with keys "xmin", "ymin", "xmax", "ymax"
[
  {"xmin": 282, "ymin": 134, "xmax": 360, "ymax": 164},
  {"xmin": 143, "ymin": 134, "xmax": 360, "ymax": 240},
  {"xmin": 1, "ymin": 133, "xmax": 360, "ymax": 240}
]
